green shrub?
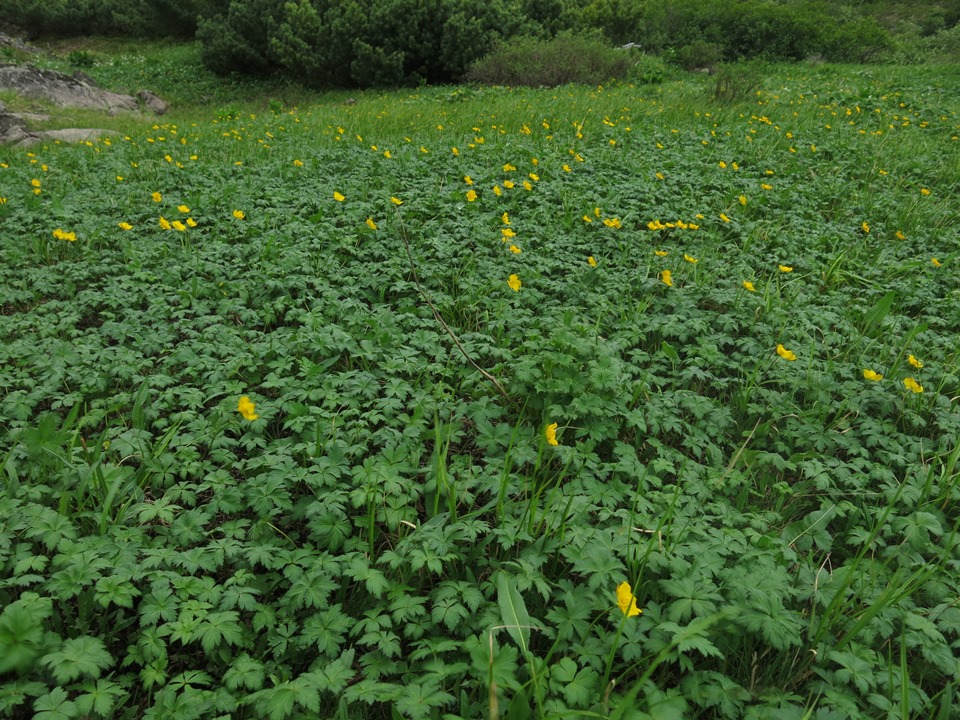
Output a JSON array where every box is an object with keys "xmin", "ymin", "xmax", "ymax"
[
  {"xmin": 465, "ymin": 32, "xmax": 633, "ymax": 87},
  {"xmin": 4, "ymin": 0, "xmax": 226, "ymax": 38},
  {"xmin": 675, "ymin": 40, "xmax": 723, "ymax": 71},
  {"xmin": 196, "ymin": 0, "xmax": 282, "ymax": 75}
]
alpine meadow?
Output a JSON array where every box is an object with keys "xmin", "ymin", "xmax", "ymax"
[{"xmin": 1, "ymin": 11, "xmax": 960, "ymax": 720}]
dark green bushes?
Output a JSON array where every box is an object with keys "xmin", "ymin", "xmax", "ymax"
[
  {"xmin": 3, "ymin": 0, "xmax": 227, "ymax": 38},
  {"xmin": 196, "ymin": 0, "xmax": 539, "ymax": 87}
]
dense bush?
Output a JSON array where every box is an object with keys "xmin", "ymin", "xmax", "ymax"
[
  {"xmin": 197, "ymin": 0, "xmax": 539, "ymax": 87},
  {"xmin": 464, "ymin": 33, "xmax": 634, "ymax": 87},
  {"xmin": 573, "ymin": 0, "xmax": 894, "ymax": 63},
  {"xmin": 3, "ymin": 0, "xmax": 228, "ymax": 38}
]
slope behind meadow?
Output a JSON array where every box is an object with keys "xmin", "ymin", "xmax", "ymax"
[{"xmin": 1, "ymin": 51, "xmax": 960, "ymax": 719}]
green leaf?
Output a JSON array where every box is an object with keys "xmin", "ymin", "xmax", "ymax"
[
  {"xmin": 0, "ymin": 594, "xmax": 51, "ymax": 674},
  {"xmin": 496, "ymin": 573, "xmax": 531, "ymax": 654},
  {"xmin": 33, "ymin": 687, "xmax": 78, "ymax": 720},
  {"xmin": 41, "ymin": 636, "xmax": 114, "ymax": 684}
]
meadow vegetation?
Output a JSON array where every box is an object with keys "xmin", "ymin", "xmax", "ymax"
[{"xmin": 1, "ymin": 29, "xmax": 960, "ymax": 720}]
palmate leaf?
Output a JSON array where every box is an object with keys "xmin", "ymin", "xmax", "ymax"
[
  {"xmin": 393, "ymin": 677, "xmax": 455, "ymax": 719},
  {"xmin": 73, "ymin": 678, "xmax": 126, "ymax": 718},
  {"xmin": 246, "ymin": 675, "xmax": 320, "ymax": 720},
  {"xmin": 194, "ymin": 610, "xmax": 244, "ymax": 653},
  {"xmin": 32, "ymin": 687, "xmax": 77, "ymax": 720},
  {"xmin": 40, "ymin": 636, "xmax": 114, "ymax": 684}
]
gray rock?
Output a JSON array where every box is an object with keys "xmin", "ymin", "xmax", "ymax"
[
  {"xmin": 137, "ymin": 89, "xmax": 170, "ymax": 115},
  {"xmin": 0, "ymin": 64, "xmax": 138, "ymax": 113}
]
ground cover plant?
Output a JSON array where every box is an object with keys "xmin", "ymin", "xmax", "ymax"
[{"xmin": 1, "ymin": 51, "xmax": 960, "ymax": 718}]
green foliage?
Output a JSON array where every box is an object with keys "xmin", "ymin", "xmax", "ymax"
[
  {"xmin": 466, "ymin": 32, "xmax": 634, "ymax": 87},
  {"xmin": 2, "ymin": 0, "xmax": 228, "ymax": 38},
  {"xmin": 1, "ymin": 45, "xmax": 959, "ymax": 720}
]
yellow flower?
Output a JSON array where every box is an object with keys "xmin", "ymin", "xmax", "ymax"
[
  {"xmin": 118, "ymin": 221, "xmax": 133, "ymax": 231},
  {"xmin": 603, "ymin": 218, "xmax": 621, "ymax": 229},
  {"xmin": 507, "ymin": 274, "xmax": 521, "ymax": 292},
  {"xmin": 654, "ymin": 250, "xmax": 668, "ymax": 257},
  {"xmin": 743, "ymin": 281, "xmax": 756, "ymax": 292},
  {"xmin": 587, "ymin": 256, "xmax": 598, "ymax": 267},
  {"xmin": 232, "ymin": 210, "xmax": 245, "ymax": 220},
  {"xmin": 501, "ymin": 212, "xmax": 510, "ymax": 225},
  {"xmin": 152, "ymin": 191, "xmax": 162, "ymax": 202},
  {"xmin": 529, "ymin": 172, "xmax": 539, "ymax": 182},
  {"xmin": 366, "ymin": 218, "xmax": 378, "ymax": 230},
  {"xmin": 720, "ymin": 213, "xmax": 731, "ymax": 223},
  {"xmin": 464, "ymin": 175, "xmax": 473, "ymax": 185},
  {"xmin": 778, "ymin": 265, "xmax": 793, "ymax": 273},
  {"xmin": 683, "ymin": 254, "xmax": 698, "ymax": 264},
  {"xmin": 776, "ymin": 344, "xmax": 797, "ymax": 361},
  {"xmin": 293, "ymin": 159, "xmax": 304, "ymax": 167},
  {"xmin": 333, "ymin": 191, "xmax": 345, "ymax": 202},
  {"xmin": 177, "ymin": 204, "xmax": 190, "ymax": 213},
  {"xmin": 52, "ymin": 228, "xmax": 77, "ymax": 242},
  {"xmin": 903, "ymin": 377, "xmax": 923, "ymax": 393},
  {"xmin": 503, "ymin": 180, "xmax": 515, "ymax": 189},
  {"xmin": 391, "ymin": 196, "xmax": 403, "ymax": 206},
  {"xmin": 862, "ymin": 221, "xmax": 870, "ymax": 233},
  {"xmin": 237, "ymin": 395, "xmax": 259, "ymax": 420},
  {"xmin": 660, "ymin": 270, "xmax": 673, "ymax": 287},
  {"xmin": 172, "ymin": 220, "xmax": 186, "ymax": 231},
  {"xmin": 761, "ymin": 183, "xmax": 773, "ymax": 190},
  {"xmin": 451, "ymin": 147, "xmax": 459, "ymax": 156},
  {"xmin": 509, "ymin": 245, "xmax": 522, "ymax": 254},
  {"xmin": 895, "ymin": 230, "xmax": 906, "ymax": 240},
  {"xmin": 493, "ymin": 185, "xmax": 502, "ymax": 196},
  {"xmin": 501, "ymin": 228, "xmax": 516, "ymax": 240},
  {"xmin": 503, "ymin": 163, "xmax": 516, "ymax": 172},
  {"xmin": 594, "ymin": 207, "xmax": 601, "ymax": 218},
  {"xmin": 616, "ymin": 582, "xmax": 642, "ymax": 617},
  {"xmin": 116, "ymin": 175, "xmax": 124, "ymax": 182},
  {"xmin": 186, "ymin": 218, "xmax": 197, "ymax": 228},
  {"xmin": 466, "ymin": 189, "xmax": 478, "ymax": 202},
  {"xmin": 383, "ymin": 150, "xmax": 392, "ymax": 159},
  {"xmin": 523, "ymin": 181, "xmax": 533, "ymax": 191},
  {"xmin": 545, "ymin": 422, "xmax": 559, "ymax": 446},
  {"xmin": 863, "ymin": 369, "xmax": 883, "ymax": 381},
  {"xmin": 907, "ymin": 354, "xmax": 923, "ymax": 369},
  {"xmin": 920, "ymin": 188, "xmax": 930, "ymax": 195},
  {"xmin": 562, "ymin": 164, "xmax": 571, "ymax": 172},
  {"xmin": 582, "ymin": 215, "xmax": 593, "ymax": 223},
  {"xmin": 931, "ymin": 258, "xmax": 941, "ymax": 267},
  {"xmin": 739, "ymin": 195, "xmax": 747, "ymax": 206},
  {"xmin": 719, "ymin": 161, "xmax": 727, "ymax": 168},
  {"xmin": 159, "ymin": 216, "xmax": 172, "ymax": 230}
]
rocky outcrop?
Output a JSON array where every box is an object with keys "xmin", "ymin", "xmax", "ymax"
[
  {"xmin": 0, "ymin": 64, "xmax": 139, "ymax": 114},
  {"xmin": 0, "ymin": 55, "xmax": 171, "ymax": 145}
]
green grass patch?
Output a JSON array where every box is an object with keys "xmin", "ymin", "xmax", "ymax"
[{"xmin": 1, "ymin": 51, "xmax": 960, "ymax": 719}]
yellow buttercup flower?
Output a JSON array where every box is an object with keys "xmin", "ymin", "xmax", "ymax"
[
  {"xmin": 466, "ymin": 189, "xmax": 478, "ymax": 202},
  {"xmin": 654, "ymin": 250, "xmax": 668, "ymax": 257},
  {"xmin": 903, "ymin": 377, "xmax": 923, "ymax": 393},
  {"xmin": 720, "ymin": 213, "xmax": 731, "ymax": 223},
  {"xmin": 333, "ymin": 191, "xmax": 345, "ymax": 202},
  {"xmin": 508, "ymin": 245, "xmax": 521, "ymax": 254},
  {"xmin": 931, "ymin": 258, "xmax": 941, "ymax": 267},
  {"xmin": 743, "ymin": 281, "xmax": 756, "ymax": 292},
  {"xmin": 391, "ymin": 196, "xmax": 403, "ymax": 206},
  {"xmin": 159, "ymin": 216, "xmax": 172, "ymax": 230},
  {"xmin": 186, "ymin": 218, "xmax": 197, "ymax": 228},
  {"xmin": 776, "ymin": 344, "xmax": 797, "ymax": 361},
  {"xmin": 503, "ymin": 163, "xmax": 516, "ymax": 172},
  {"xmin": 587, "ymin": 256, "xmax": 598, "ymax": 267},
  {"xmin": 177, "ymin": 204, "xmax": 190, "ymax": 213},
  {"xmin": 232, "ymin": 210, "xmax": 245, "ymax": 220},
  {"xmin": 603, "ymin": 218, "xmax": 621, "ymax": 229},
  {"xmin": 862, "ymin": 221, "xmax": 870, "ymax": 233},
  {"xmin": 118, "ymin": 222, "xmax": 133, "ymax": 231},
  {"xmin": 778, "ymin": 265, "xmax": 793, "ymax": 273},
  {"xmin": 761, "ymin": 183, "xmax": 773, "ymax": 190},
  {"xmin": 616, "ymin": 582, "xmax": 642, "ymax": 617},
  {"xmin": 152, "ymin": 191, "xmax": 162, "ymax": 202},
  {"xmin": 52, "ymin": 228, "xmax": 77, "ymax": 242},
  {"xmin": 366, "ymin": 218, "xmax": 378, "ymax": 230},
  {"xmin": 293, "ymin": 159, "xmax": 304, "ymax": 167},
  {"xmin": 507, "ymin": 274, "xmax": 521, "ymax": 292},
  {"xmin": 683, "ymin": 254, "xmax": 698, "ymax": 264},
  {"xmin": 237, "ymin": 395, "xmax": 259, "ymax": 420},
  {"xmin": 503, "ymin": 180, "xmax": 515, "ymax": 189},
  {"xmin": 907, "ymin": 354, "xmax": 923, "ymax": 369},
  {"xmin": 660, "ymin": 270, "xmax": 673, "ymax": 287},
  {"xmin": 739, "ymin": 195, "xmax": 747, "ymax": 206},
  {"xmin": 863, "ymin": 369, "xmax": 883, "ymax": 381},
  {"xmin": 172, "ymin": 220, "xmax": 186, "ymax": 231},
  {"xmin": 545, "ymin": 422, "xmax": 559, "ymax": 446},
  {"xmin": 501, "ymin": 212, "xmax": 510, "ymax": 225}
]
